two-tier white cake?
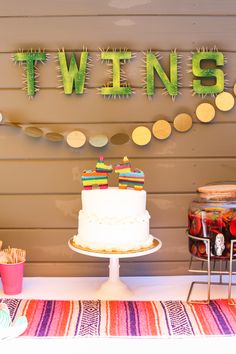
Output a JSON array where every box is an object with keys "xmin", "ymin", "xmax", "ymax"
[{"xmin": 73, "ymin": 187, "xmax": 153, "ymax": 252}]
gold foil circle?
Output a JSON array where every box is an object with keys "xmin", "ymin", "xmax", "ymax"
[
  {"xmin": 132, "ymin": 126, "xmax": 151, "ymax": 146},
  {"xmin": 110, "ymin": 133, "xmax": 130, "ymax": 145},
  {"xmin": 45, "ymin": 132, "xmax": 64, "ymax": 142},
  {"xmin": 66, "ymin": 130, "xmax": 86, "ymax": 148},
  {"xmin": 24, "ymin": 126, "xmax": 44, "ymax": 138},
  {"xmin": 215, "ymin": 91, "xmax": 235, "ymax": 111},
  {"xmin": 234, "ymin": 83, "xmax": 236, "ymax": 96},
  {"xmin": 152, "ymin": 120, "xmax": 172, "ymax": 140},
  {"xmin": 69, "ymin": 237, "xmax": 160, "ymax": 254},
  {"xmin": 196, "ymin": 103, "xmax": 215, "ymax": 123},
  {"xmin": 173, "ymin": 113, "xmax": 193, "ymax": 132},
  {"xmin": 89, "ymin": 134, "xmax": 109, "ymax": 148}
]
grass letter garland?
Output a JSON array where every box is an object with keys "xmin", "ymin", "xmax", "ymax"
[{"xmin": 12, "ymin": 46, "xmax": 227, "ymax": 98}]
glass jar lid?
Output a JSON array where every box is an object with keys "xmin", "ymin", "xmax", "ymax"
[{"xmin": 198, "ymin": 183, "xmax": 236, "ymax": 200}]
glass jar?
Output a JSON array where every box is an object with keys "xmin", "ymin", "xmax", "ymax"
[{"xmin": 188, "ymin": 184, "xmax": 236, "ymax": 259}]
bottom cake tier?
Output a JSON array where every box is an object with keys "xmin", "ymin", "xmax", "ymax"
[{"xmin": 73, "ymin": 210, "xmax": 153, "ymax": 252}]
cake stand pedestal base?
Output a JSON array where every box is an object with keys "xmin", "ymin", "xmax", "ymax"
[
  {"xmin": 68, "ymin": 237, "xmax": 162, "ymax": 300},
  {"xmin": 95, "ymin": 257, "xmax": 132, "ymax": 300}
]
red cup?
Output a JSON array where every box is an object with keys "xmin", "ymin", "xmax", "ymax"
[{"xmin": 0, "ymin": 261, "xmax": 25, "ymax": 295}]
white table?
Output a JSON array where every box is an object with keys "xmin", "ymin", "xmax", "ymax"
[
  {"xmin": 68, "ymin": 237, "xmax": 162, "ymax": 299},
  {"xmin": 1, "ymin": 276, "xmax": 235, "ymax": 354}
]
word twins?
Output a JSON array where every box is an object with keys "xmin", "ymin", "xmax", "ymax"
[{"xmin": 13, "ymin": 49, "xmax": 225, "ymax": 98}]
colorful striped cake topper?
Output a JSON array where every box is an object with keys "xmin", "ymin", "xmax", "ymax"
[
  {"xmin": 114, "ymin": 156, "xmax": 145, "ymax": 191},
  {"xmin": 81, "ymin": 156, "xmax": 113, "ymax": 190},
  {"xmin": 81, "ymin": 156, "xmax": 144, "ymax": 190}
]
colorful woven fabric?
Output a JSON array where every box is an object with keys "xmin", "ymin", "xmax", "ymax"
[{"xmin": 0, "ymin": 298, "xmax": 236, "ymax": 337}]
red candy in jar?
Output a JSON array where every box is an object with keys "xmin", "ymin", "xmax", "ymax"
[{"xmin": 188, "ymin": 184, "xmax": 236, "ymax": 259}]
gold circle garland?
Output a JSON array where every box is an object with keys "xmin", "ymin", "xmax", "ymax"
[
  {"xmin": 45, "ymin": 132, "xmax": 64, "ymax": 142},
  {"xmin": 4, "ymin": 85, "xmax": 236, "ymax": 147},
  {"xmin": 173, "ymin": 113, "xmax": 193, "ymax": 132},
  {"xmin": 132, "ymin": 126, "xmax": 152, "ymax": 146},
  {"xmin": 195, "ymin": 102, "xmax": 215, "ymax": 123},
  {"xmin": 234, "ymin": 83, "xmax": 236, "ymax": 96},
  {"xmin": 215, "ymin": 91, "xmax": 235, "ymax": 112},
  {"xmin": 24, "ymin": 126, "xmax": 44, "ymax": 138},
  {"xmin": 152, "ymin": 120, "xmax": 172, "ymax": 140},
  {"xmin": 110, "ymin": 133, "xmax": 130, "ymax": 145}
]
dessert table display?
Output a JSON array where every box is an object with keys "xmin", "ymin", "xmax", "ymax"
[{"xmin": 68, "ymin": 237, "xmax": 162, "ymax": 299}]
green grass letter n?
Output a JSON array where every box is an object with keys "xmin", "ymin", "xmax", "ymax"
[{"xmin": 146, "ymin": 52, "xmax": 178, "ymax": 98}]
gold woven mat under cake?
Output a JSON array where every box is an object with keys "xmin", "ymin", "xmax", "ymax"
[{"xmin": 69, "ymin": 238, "xmax": 159, "ymax": 255}]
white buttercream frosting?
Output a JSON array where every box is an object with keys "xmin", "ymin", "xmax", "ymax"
[
  {"xmin": 79, "ymin": 210, "xmax": 150, "ymax": 224},
  {"xmin": 74, "ymin": 187, "xmax": 153, "ymax": 251},
  {"xmin": 81, "ymin": 187, "xmax": 146, "ymax": 218}
]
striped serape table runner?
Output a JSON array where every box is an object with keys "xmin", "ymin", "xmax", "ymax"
[{"xmin": 1, "ymin": 298, "xmax": 236, "ymax": 337}]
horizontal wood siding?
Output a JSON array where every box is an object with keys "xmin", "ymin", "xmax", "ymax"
[
  {"xmin": 0, "ymin": 229, "xmax": 189, "ymax": 262},
  {"xmin": 0, "ymin": 1, "xmax": 236, "ymax": 277},
  {"xmin": 1, "ymin": 0, "xmax": 236, "ymax": 16},
  {"xmin": 0, "ymin": 17, "xmax": 236, "ymax": 51},
  {"xmin": 1, "ymin": 158, "xmax": 236, "ymax": 194}
]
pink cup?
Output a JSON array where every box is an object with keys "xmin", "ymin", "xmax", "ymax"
[{"xmin": 0, "ymin": 261, "xmax": 25, "ymax": 295}]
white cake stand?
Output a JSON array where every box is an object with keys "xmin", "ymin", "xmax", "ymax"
[{"xmin": 68, "ymin": 237, "xmax": 162, "ymax": 300}]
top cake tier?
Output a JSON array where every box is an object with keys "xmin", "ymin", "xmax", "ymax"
[{"xmin": 81, "ymin": 187, "xmax": 146, "ymax": 218}]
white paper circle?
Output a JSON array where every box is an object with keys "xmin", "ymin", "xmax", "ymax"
[{"xmin": 89, "ymin": 134, "xmax": 109, "ymax": 148}]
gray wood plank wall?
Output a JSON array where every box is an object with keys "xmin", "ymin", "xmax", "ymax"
[{"xmin": 1, "ymin": 0, "xmax": 236, "ymax": 276}]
